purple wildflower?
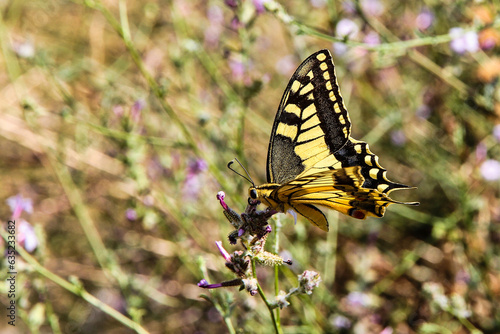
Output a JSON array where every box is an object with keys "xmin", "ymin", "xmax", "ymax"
[
  {"xmin": 19, "ymin": 219, "xmax": 38, "ymax": 253},
  {"xmin": 310, "ymin": 0, "xmax": 326, "ymax": 8},
  {"xmin": 229, "ymin": 58, "xmax": 245, "ymax": 81},
  {"xmin": 455, "ymin": 269, "xmax": 471, "ymax": 284},
  {"xmin": 475, "ymin": 142, "xmax": 487, "ymax": 162},
  {"xmin": 253, "ymin": 0, "xmax": 268, "ymax": 14},
  {"xmin": 131, "ymin": 99, "xmax": 146, "ymax": 122},
  {"xmin": 416, "ymin": 9, "xmax": 434, "ymax": 31},
  {"xmin": 346, "ymin": 291, "xmax": 371, "ymax": 308},
  {"xmin": 380, "ymin": 327, "xmax": 394, "ymax": 334},
  {"xmin": 216, "ymin": 191, "xmax": 228, "ymax": 210},
  {"xmin": 215, "ymin": 241, "xmax": 232, "ymax": 262},
  {"xmin": 336, "ymin": 18, "xmax": 359, "ymax": 40},
  {"xmin": 205, "ymin": 5, "xmax": 224, "ymax": 48},
  {"xmin": 224, "ymin": 0, "xmax": 238, "ymax": 8},
  {"xmin": 183, "ymin": 159, "xmax": 208, "ymax": 200},
  {"xmin": 390, "ymin": 130, "xmax": 407, "ymax": 147},
  {"xmin": 363, "ymin": 31, "xmax": 380, "ymax": 46},
  {"xmin": 230, "ymin": 16, "xmax": 243, "ymax": 30},
  {"xmin": 333, "ymin": 42, "xmax": 348, "ymax": 56},
  {"xmin": 197, "ymin": 280, "xmax": 222, "ymax": 289},
  {"xmin": 341, "ymin": 1, "xmax": 356, "ymax": 14},
  {"xmin": 207, "ymin": 4, "xmax": 224, "ymax": 23},
  {"xmin": 331, "ymin": 314, "xmax": 351, "ymax": 329},
  {"xmin": 187, "ymin": 159, "xmax": 208, "ymax": 174},
  {"xmin": 198, "ymin": 278, "xmax": 244, "ymax": 289},
  {"xmin": 416, "ymin": 104, "xmax": 432, "ymax": 119},
  {"xmin": 360, "ymin": 0, "xmax": 385, "ymax": 17},
  {"xmin": 7, "ymin": 194, "xmax": 33, "ymax": 219},
  {"xmin": 126, "ymin": 208, "xmax": 138, "ymax": 221},
  {"xmin": 493, "ymin": 124, "xmax": 500, "ymax": 142},
  {"xmin": 449, "ymin": 28, "xmax": 479, "ymax": 54},
  {"xmin": 480, "ymin": 159, "xmax": 500, "ymax": 181}
]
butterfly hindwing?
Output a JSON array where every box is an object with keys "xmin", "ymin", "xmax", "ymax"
[
  {"xmin": 274, "ymin": 167, "xmax": 401, "ymax": 231},
  {"xmin": 267, "ymin": 50, "xmax": 352, "ymax": 184}
]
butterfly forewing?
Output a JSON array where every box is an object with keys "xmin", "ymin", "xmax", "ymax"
[{"xmin": 267, "ymin": 50, "xmax": 352, "ymax": 184}]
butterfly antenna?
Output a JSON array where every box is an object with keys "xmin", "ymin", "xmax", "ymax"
[{"xmin": 227, "ymin": 158, "xmax": 255, "ymax": 186}]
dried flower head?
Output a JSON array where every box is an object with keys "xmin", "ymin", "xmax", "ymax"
[{"xmin": 298, "ymin": 270, "xmax": 321, "ymax": 295}]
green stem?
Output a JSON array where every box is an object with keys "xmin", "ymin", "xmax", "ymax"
[
  {"xmin": 273, "ymin": 217, "xmax": 282, "ymax": 327},
  {"xmin": 0, "ymin": 228, "xmax": 149, "ymax": 334},
  {"xmin": 252, "ymin": 259, "xmax": 282, "ymax": 334}
]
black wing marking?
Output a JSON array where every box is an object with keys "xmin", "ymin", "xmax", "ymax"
[{"xmin": 267, "ymin": 49, "xmax": 351, "ymax": 184}]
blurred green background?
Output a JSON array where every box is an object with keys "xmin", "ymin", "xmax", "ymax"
[{"xmin": 1, "ymin": 0, "xmax": 499, "ymax": 333}]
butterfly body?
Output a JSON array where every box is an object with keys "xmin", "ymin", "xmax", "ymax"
[{"xmin": 247, "ymin": 50, "xmax": 418, "ymax": 231}]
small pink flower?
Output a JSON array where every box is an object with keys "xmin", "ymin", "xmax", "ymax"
[
  {"xmin": 215, "ymin": 241, "xmax": 232, "ymax": 262},
  {"xmin": 310, "ymin": 0, "xmax": 326, "ymax": 8},
  {"xmin": 380, "ymin": 327, "xmax": 394, "ymax": 334},
  {"xmin": 230, "ymin": 16, "xmax": 243, "ymax": 30},
  {"xmin": 363, "ymin": 31, "xmax": 380, "ymax": 46},
  {"xmin": 361, "ymin": 0, "xmax": 384, "ymax": 17},
  {"xmin": 336, "ymin": 18, "xmax": 359, "ymax": 39},
  {"xmin": 7, "ymin": 194, "xmax": 33, "ymax": 219},
  {"xmin": 253, "ymin": 0, "xmax": 269, "ymax": 14},
  {"xmin": 205, "ymin": 5, "xmax": 224, "ymax": 48},
  {"xmin": 229, "ymin": 58, "xmax": 245, "ymax": 81},
  {"xmin": 341, "ymin": 1, "xmax": 356, "ymax": 14},
  {"xmin": 113, "ymin": 105, "xmax": 124, "ymax": 117},
  {"xmin": 416, "ymin": 9, "xmax": 434, "ymax": 31},
  {"xmin": 475, "ymin": 142, "xmax": 487, "ymax": 162}
]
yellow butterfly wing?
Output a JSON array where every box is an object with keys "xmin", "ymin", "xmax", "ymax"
[
  {"xmin": 250, "ymin": 49, "xmax": 418, "ymax": 230},
  {"xmin": 273, "ymin": 167, "xmax": 413, "ymax": 231}
]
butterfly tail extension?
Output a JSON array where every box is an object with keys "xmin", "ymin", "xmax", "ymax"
[
  {"xmin": 290, "ymin": 203, "xmax": 329, "ymax": 231},
  {"xmin": 334, "ymin": 138, "xmax": 418, "ymax": 197},
  {"xmin": 280, "ymin": 167, "xmax": 416, "ymax": 223}
]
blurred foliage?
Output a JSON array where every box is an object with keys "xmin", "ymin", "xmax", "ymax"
[{"xmin": 0, "ymin": 0, "xmax": 499, "ymax": 333}]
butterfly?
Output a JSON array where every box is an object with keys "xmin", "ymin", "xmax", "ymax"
[{"xmin": 235, "ymin": 49, "xmax": 418, "ymax": 231}]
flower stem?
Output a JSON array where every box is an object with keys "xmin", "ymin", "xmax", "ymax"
[{"xmin": 252, "ymin": 259, "xmax": 282, "ymax": 334}]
